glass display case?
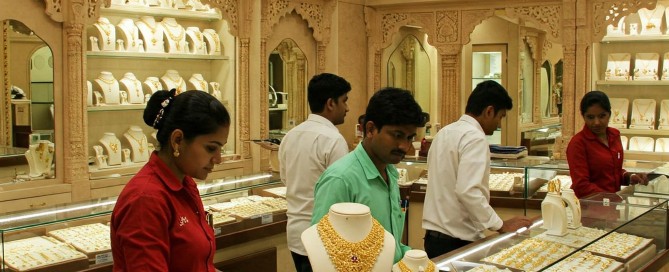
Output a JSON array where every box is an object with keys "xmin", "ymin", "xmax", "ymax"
[
  {"xmin": 432, "ymin": 193, "xmax": 668, "ymax": 271},
  {"xmin": 520, "ymin": 124, "xmax": 562, "ymax": 156},
  {"xmin": 0, "ymin": 173, "xmax": 284, "ymax": 272}
]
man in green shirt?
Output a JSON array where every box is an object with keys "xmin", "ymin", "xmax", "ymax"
[{"xmin": 311, "ymin": 87, "xmax": 426, "ymax": 263}]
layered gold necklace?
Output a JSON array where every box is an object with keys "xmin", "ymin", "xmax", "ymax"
[
  {"xmin": 127, "ymin": 132, "xmax": 146, "ymax": 153},
  {"xmin": 397, "ymin": 260, "xmax": 436, "ymax": 272},
  {"xmin": 316, "ymin": 214, "xmax": 384, "ymax": 272}
]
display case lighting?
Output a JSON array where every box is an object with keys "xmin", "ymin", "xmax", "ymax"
[
  {"xmin": 197, "ymin": 174, "xmax": 273, "ymax": 190},
  {"xmin": 0, "ymin": 200, "xmax": 117, "ymax": 225}
]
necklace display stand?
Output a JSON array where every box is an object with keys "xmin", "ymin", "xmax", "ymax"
[
  {"xmin": 609, "ymin": 98, "xmax": 629, "ymax": 129},
  {"xmin": 117, "ymin": 18, "xmax": 141, "ymax": 52},
  {"xmin": 25, "ymin": 140, "xmax": 55, "ymax": 178},
  {"xmin": 87, "ymin": 80, "xmax": 93, "ymax": 106},
  {"xmin": 126, "ymin": 0, "xmax": 149, "ymax": 6},
  {"xmin": 136, "ymin": 16, "xmax": 165, "ymax": 53},
  {"xmin": 185, "ymin": 27, "xmax": 207, "ymax": 54},
  {"xmin": 93, "ymin": 145, "xmax": 108, "ymax": 168},
  {"xmin": 633, "ymin": 53, "xmax": 659, "ymax": 80},
  {"xmin": 392, "ymin": 250, "xmax": 435, "ymax": 272},
  {"xmin": 656, "ymin": 138, "xmax": 669, "ymax": 152},
  {"xmin": 202, "ymin": 29, "xmax": 222, "ymax": 55},
  {"xmin": 188, "ymin": 74, "xmax": 209, "ymax": 92},
  {"xmin": 638, "ymin": 5, "xmax": 664, "ymax": 35},
  {"xmin": 666, "ymin": 7, "xmax": 669, "ymax": 35},
  {"xmin": 188, "ymin": 0, "xmax": 207, "ymax": 11},
  {"xmin": 144, "ymin": 76, "xmax": 163, "ymax": 93},
  {"xmin": 629, "ymin": 99, "xmax": 656, "ymax": 129},
  {"xmin": 147, "ymin": 0, "xmax": 160, "ymax": 6},
  {"xmin": 659, "ymin": 100, "xmax": 669, "ymax": 130},
  {"xmin": 210, "ymin": 82, "xmax": 222, "ymax": 101},
  {"xmin": 629, "ymin": 136, "xmax": 655, "ymax": 152},
  {"xmin": 123, "ymin": 126, "xmax": 150, "ymax": 163},
  {"xmin": 111, "ymin": 0, "xmax": 125, "ymax": 5},
  {"xmin": 120, "ymin": 90, "xmax": 129, "ymax": 104},
  {"xmin": 161, "ymin": 18, "xmax": 187, "ymax": 53},
  {"xmin": 621, "ymin": 136, "xmax": 628, "ymax": 150},
  {"xmin": 161, "ymin": 70, "xmax": 187, "ymax": 94},
  {"xmin": 606, "ymin": 16, "xmax": 626, "ymax": 36},
  {"xmin": 89, "ymin": 37, "xmax": 100, "ymax": 52},
  {"xmin": 662, "ymin": 52, "xmax": 669, "ymax": 80},
  {"xmin": 120, "ymin": 72, "xmax": 145, "ymax": 104},
  {"xmin": 92, "ymin": 17, "xmax": 116, "ymax": 51},
  {"xmin": 605, "ymin": 53, "xmax": 631, "ymax": 81},
  {"xmin": 302, "ymin": 203, "xmax": 395, "ymax": 272},
  {"xmin": 122, "ymin": 148, "xmax": 132, "ymax": 164},
  {"xmin": 93, "ymin": 71, "xmax": 121, "ymax": 105},
  {"xmin": 173, "ymin": 0, "xmax": 187, "ymax": 9},
  {"xmin": 99, "ymin": 133, "xmax": 123, "ymax": 166}
]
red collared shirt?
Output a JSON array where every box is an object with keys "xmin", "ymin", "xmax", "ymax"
[
  {"xmin": 566, "ymin": 125, "xmax": 627, "ymax": 198},
  {"xmin": 111, "ymin": 152, "xmax": 215, "ymax": 272}
]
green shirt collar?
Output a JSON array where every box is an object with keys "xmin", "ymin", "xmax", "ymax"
[{"xmin": 354, "ymin": 142, "xmax": 399, "ymax": 184}]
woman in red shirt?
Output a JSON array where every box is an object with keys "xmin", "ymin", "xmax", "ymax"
[
  {"xmin": 567, "ymin": 90, "xmax": 648, "ymax": 198},
  {"xmin": 111, "ymin": 89, "xmax": 230, "ymax": 271}
]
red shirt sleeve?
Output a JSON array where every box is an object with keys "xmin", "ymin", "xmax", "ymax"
[{"xmin": 112, "ymin": 193, "xmax": 172, "ymax": 271}]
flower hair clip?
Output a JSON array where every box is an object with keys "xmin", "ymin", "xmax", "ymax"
[{"xmin": 152, "ymin": 94, "xmax": 175, "ymax": 129}]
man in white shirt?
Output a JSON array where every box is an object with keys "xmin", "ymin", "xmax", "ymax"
[
  {"xmin": 279, "ymin": 73, "xmax": 351, "ymax": 272},
  {"xmin": 422, "ymin": 80, "xmax": 532, "ymax": 258}
]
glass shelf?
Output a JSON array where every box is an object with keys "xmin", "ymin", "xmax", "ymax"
[
  {"xmin": 87, "ymin": 51, "xmax": 229, "ymax": 60},
  {"xmin": 102, "ymin": 4, "xmax": 222, "ymax": 21}
]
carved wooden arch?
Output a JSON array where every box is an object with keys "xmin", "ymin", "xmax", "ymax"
[
  {"xmin": 591, "ymin": 0, "xmax": 657, "ymax": 42},
  {"xmin": 262, "ymin": 0, "xmax": 335, "ymax": 43}
]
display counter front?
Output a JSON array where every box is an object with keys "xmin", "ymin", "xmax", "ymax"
[
  {"xmin": 431, "ymin": 193, "xmax": 668, "ymax": 272},
  {"xmin": 0, "ymin": 173, "xmax": 286, "ymax": 272}
]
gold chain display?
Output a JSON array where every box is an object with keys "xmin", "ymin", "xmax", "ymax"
[
  {"xmin": 316, "ymin": 214, "xmax": 384, "ymax": 272},
  {"xmin": 161, "ymin": 21, "xmax": 185, "ymax": 51},
  {"xmin": 165, "ymin": 76, "xmax": 185, "ymax": 94},
  {"xmin": 139, "ymin": 18, "xmax": 159, "ymax": 45},
  {"xmin": 95, "ymin": 22, "xmax": 113, "ymax": 45},
  {"xmin": 633, "ymin": 100, "xmax": 653, "ymax": 123},
  {"xmin": 126, "ymin": 132, "xmax": 146, "ymax": 153},
  {"xmin": 96, "ymin": 76, "xmax": 117, "ymax": 95},
  {"xmin": 397, "ymin": 260, "xmax": 436, "ymax": 272}
]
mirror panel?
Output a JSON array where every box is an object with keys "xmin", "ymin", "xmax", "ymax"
[
  {"xmin": 386, "ymin": 34, "xmax": 432, "ymax": 121},
  {"xmin": 0, "ymin": 20, "xmax": 55, "ymax": 183},
  {"xmin": 541, "ymin": 60, "xmax": 551, "ymax": 118},
  {"xmin": 554, "ymin": 59, "xmax": 563, "ymax": 116},
  {"xmin": 268, "ymin": 38, "xmax": 307, "ymax": 137}
]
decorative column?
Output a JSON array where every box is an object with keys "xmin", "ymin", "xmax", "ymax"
[
  {"xmin": 1, "ymin": 22, "xmax": 9, "ymax": 147},
  {"xmin": 240, "ymin": 38, "xmax": 251, "ymax": 158},
  {"xmin": 296, "ymin": 54, "xmax": 306, "ymax": 122},
  {"xmin": 438, "ymin": 46, "xmax": 461, "ymax": 125}
]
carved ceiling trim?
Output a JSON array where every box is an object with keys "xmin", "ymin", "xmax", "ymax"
[
  {"xmin": 542, "ymin": 38, "xmax": 552, "ymax": 62},
  {"xmin": 262, "ymin": 0, "xmax": 335, "ymax": 44},
  {"xmin": 506, "ymin": 5, "xmax": 562, "ymax": 43},
  {"xmin": 43, "ymin": 0, "xmax": 64, "ymax": 22},
  {"xmin": 201, "ymin": 0, "xmax": 240, "ymax": 36},
  {"xmin": 592, "ymin": 0, "xmax": 656, "ymax": 42},
  {"xmin": 459, "ymin": 9, "xmax": 495, "ymax": 46}
]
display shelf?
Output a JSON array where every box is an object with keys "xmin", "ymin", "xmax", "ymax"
[
  {"xmin": 595, "ymin": 80, "xmax": 669, "ymax": 86},
  {"xmin": 87, "ymin": 104, "xmax": 145, "ymax": 112},
  {"xmin": 102, "ymin": 4, "xmax": 222, "ymax": 21},
  {"xmin": 602, "ymin": 35, "xmax": 669, "ymax": 43},
  {"xmin": 619, "ymin": 128, "xmax": 669, "ymax": 137},
  {"xmin": 87, "ymin": 51, "xmax": 229, "ymax": 60},
  {"xmin": 268, "ymin": 107, "xmax": 287, "ymax": 112}
]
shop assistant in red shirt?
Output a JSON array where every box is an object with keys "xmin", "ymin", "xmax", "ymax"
[
  {"xmin": 111, "ymin": 152, "xmax": 215, "ymax": 271},
  {"xmin": 566, "ymin": 125, "xmax": 627, "ymax": 198}
]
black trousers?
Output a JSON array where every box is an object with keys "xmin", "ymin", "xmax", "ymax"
[
  {"xmin": 423, "ymin": 230, "xmax": 472, "ymax": 259},
  {"xmin": 290, "ymin": 251, "xmax": 313, "ymax": 272}
]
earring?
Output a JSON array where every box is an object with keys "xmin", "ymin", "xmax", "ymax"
[{"xmin": 173, "ymin": 147, "xmax": 180, "ymax": 158}]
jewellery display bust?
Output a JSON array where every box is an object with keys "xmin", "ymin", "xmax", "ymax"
[
  {"xmin": 609, "ymin": 98, "xmax": 629, "ymax": 129},
  {"xmin": 92, "ymin": 17, "xmax": 116, "ymax": 51},
  {"xmin": 662, "ymin": 53, "xmax": 669, "ymax": 81},
  {"xmin": 87, "ymin": 80, "xmax": 93, "ymax": 106},
  {"xmin": 606, "ymin": 16, "xmax": 626, "ymax": 36},
  {"xmin": 605, "ymin": 53, "xmax": 631, "ymax": 81},
  {"xmin": 25, "ymin": 140, "xmax": 55, "ymax": 178},
  {"xmin": 117, "ymin": 18, "xmax": 141, "ymax": 52},
  {"xmin": 144, "ymin": 76, "xmax": 163, "ymax": 94},
  {"xmin": 621, "ymin": 136, "xmax": 629, "ymax": 150},
  {"xmin": 99, "ymin": 133, "xmax": 123, "ymax": 166},
  {"xmin": 202, "ymin": 28, "xmax": 222, "ymax": 55},
  {"xmin": 629, "ymin": 136, "xmax": 655, "ymax": 152},
  {"xmin": 161, "ymin": 70, "xmax": 187, "ymax": 94},
  {"xmin": 302, "ymin": 203, "xmax": 395, "ymax": 272},
  {"xmin": 638, "ymin": 5, "xmax": 665, "ymax": 35},
  {"xmin": 119, "ymin": 72, "xmax": 145, "ymax": 104},
  {"xmin": 161, "ymin": 17, "xmax": 187, "ymax": 54},
  {"xmin": 210, "ymin": 81, "xmax": 222, "ymax": 101},
  {"xmin": 188, "ymin": 73, "xmax": 209, "ymax": 92},
  {"xmin": 123, "ymin": 126, "xmax": 150, "ymax": 163},
  {"xmin": 629, "ymin": 99, "xmax": 656, "ymax": 129},
  {"xmin": 633, "ymin": 53, "xmax": 659, "ymax": 81},
  {"xmin": 93, "ymin": 71, "xmax": 121, "ymax": 105},
  {"xmin": 185, "ymin": 27, "xmax": 207, "ymax": 54},
  {"xmin": 392, "ymin": 250, "xmax": 435, "ymax": 272},
  {"xmin": 135, "ymin": 16, "xmax": 165, "ymax": 53},
  {"xmin": 659, "ymin": 100, "xmax": 669, "ymax": 130}
]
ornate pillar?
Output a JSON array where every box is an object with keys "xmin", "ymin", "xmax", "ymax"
[
  {"xmin": 1, "ymin": 22, "xmax": 9, "ymax": 147},
  {"xmin": 317, "ymin": 42, "xmax": 326, "ymax": 74},
  {"xmin": 240, "ymin": 38, "xmax": 251, "ymax": 158},
  {"xmin": 296, "ymin": 54, "xmax": 306, "ymax": 122},
  {"xmin": 438, "ymin": 45, "xmax": 461, "ymax": 125}
]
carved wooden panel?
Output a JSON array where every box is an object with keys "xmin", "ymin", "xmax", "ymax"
[
  {"xmin": 506, "ymin": 5, "xmax": 562, "ymax": 42},
  {"xmin": 240, "ymin": 38, "xmax": 251, "ymax": 158},
  {"xmin": 591, "ymin": 0, "xmax": 656, "ymax": 42},
  {"xmin": 262, "ymin": 0, "xmax": 334, "ymax": 45},
  {"xmin": 201, "ymin": 0, "xmax": 240, "ymax": 36}
]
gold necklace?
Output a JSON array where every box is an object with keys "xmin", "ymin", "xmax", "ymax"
[
  {"xmin": 134, "ymin": 80, "xmax": 142, "ymax": 98},
  {"xmin": 96, "ymin": 22, "xmax": 113, "ymax": 45},
  {"xmin": 161, "ymin": 21, "xmax": 185, "ymax": 51},
  {"xmin": 165, "ymin": 75, "xmax": 184, "ymax": 94},
  {"xmin": 398, "ymin": 260, "xmax": 436, "ymax": 272},
  {"xmin": 633, "ymin": 100, "xmax": 653, "ymax": 123},
  {"xmin": 97, "ymin": 76, "xmax": 117, "ymax": 95},
  {"xmin": 126, "ymin": 132, "xmax": 146, "ymax": 153},
  {"xmin": 139, "ymin": 18, "xmax": 159, "ymax": 45},
  {"xmin": 316, "ymin": 214, "xmax": 384, "ymax": 272},
  {"xmin": 110, "ymin": 143, "xmax": 119, "ymax": 153}
]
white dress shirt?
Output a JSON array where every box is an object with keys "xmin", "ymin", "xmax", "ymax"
[
  {"xmin": 279, "ymin": 114, "xmax": 349, "ymax": 255},
  {"xmin": 422, "ymin": 114, "xmax": 503, "ymax": 241}
]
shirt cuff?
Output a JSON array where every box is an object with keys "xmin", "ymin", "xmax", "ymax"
[{"xmin": 488, "ymin": 217, "xmax": 504, "ymax": 231}]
